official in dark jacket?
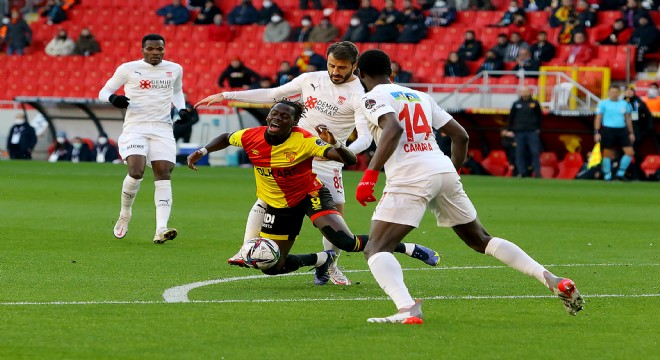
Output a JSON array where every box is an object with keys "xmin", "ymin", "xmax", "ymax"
[
  {"xmin": 506, "ymin": 87, "xmax": 543, "ymax": 177},
  {"xmin": 6, "ymin": 113, "xmax": 37, "ymax": 159}
]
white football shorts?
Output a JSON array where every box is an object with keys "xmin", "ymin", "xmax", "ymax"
[
  {"xmin": 118, "ymin": 122, "xmax": 176, "ymax": 164},
  {"xmin": 313, "ymin": 159, "xmax": 345, "ymax": 204},
  {"xmin": 372, "ymin": 172, "xmax": 477, "ymax": 228}
]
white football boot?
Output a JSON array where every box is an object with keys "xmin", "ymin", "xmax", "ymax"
[
  {"xmin": 113, "ymin": 216, "xmax": 131, "ymax": 239},
  {"xmin": 367, "ymin": 299, "xmax": 424, "ymax": 324},
  {"xmin": 153, "ymin": 228, "xmax": 178, "ymax": 244}
]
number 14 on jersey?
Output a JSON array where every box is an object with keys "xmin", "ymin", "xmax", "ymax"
[{"xmin": 399, "ymin": 103, "xmax": 431, "ymax": 141}]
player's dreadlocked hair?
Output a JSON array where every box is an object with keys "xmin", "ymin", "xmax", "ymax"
[{"xmin": 275, "ymin": 99, "xmax": 306, "ymax": 126}]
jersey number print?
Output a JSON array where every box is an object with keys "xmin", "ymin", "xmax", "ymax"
[{"xmin": 399, "ymin": 103, "xmax": 431, "ymax": 141}]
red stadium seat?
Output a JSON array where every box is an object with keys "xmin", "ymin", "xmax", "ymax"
[
  {"xmin": 378, "ymin": 43, "xmax": 400, "ymax": 60},
  {"xmin": 556, "ymin": 152, "xmax": 584, "ymax": 179},
  {"xmin": 540, "ymin": 151, "xmax": 559, "ymax": 178},
  {"xmin": 597, "ymin": 11, "xmax": 620, "ymax": 27},
  {"xmin": 475, "ymin": 11, "xmax": 502, "ymax": 27},
  {"xmin": 640, "ymin": 155, "xmax": 660, "ymax": 178},
  {"xmin": 456, "ymin": 11, "xmax": 477, "ymax": 26},
  {"xmin": 481, "ymin": 150, "xmax": 511, "ymax": 177},
  {"xmin": 527, "ymin": 11, "xmax": 550, "ymax": 28}
]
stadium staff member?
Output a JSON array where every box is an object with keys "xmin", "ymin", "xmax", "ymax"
[
  {"xmin": 594, "ymin": 86, "xmax": 634, "ymax": 181},
  {"xmin": 505, "ymin": 86, "xmax": 543, "ymax": 178}
]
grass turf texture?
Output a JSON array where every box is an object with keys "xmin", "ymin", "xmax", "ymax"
[{"xmin": 1, "ymin": 161, "xmax": 658, "ymax": 359}]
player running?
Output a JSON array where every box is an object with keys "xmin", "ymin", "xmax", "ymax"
[
  {"xmin": 195, "ymin": 41, "xmax": 373, "ymax": 285},
  {"xmin": 187, "ymin": 100, "xmax": 439, "ymax": 281},
  {"xmin": 99, "ymin": 34, "xmax": 190, "ymax": 244},
  {"xmin": 354, "ymin": 50, "xmax": 584, "ymax": 324}
]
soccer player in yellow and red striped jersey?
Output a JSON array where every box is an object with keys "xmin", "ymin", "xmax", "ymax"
[{"xmin": 187, "ymin": 100, "xmax": 441, "ymax": 281}]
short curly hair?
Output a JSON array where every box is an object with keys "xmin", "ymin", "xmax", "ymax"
[{"xmin": 275, "ymin": 99, "xmax": 306, "ymax": 126}]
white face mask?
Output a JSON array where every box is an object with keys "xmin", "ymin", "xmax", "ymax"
[
  {"xmin": 301, "ymin": 19, "xmax": 311, "ymax": 27},
  {"xmin": 98, "ymin": 137, "xmax": 108, "ymax": 145},
  {"xmin": 435, "ymin": 1, "xmax": 446, "ymax": 7},
  {"xmin": 2, "ymin": 17, "xmax": 9, "ymax": 25},
  {"xmin": 509, "ymin": 6, "xmax": 518, "ymax": 12},
  {"xmin": 263, "ymin": 1, "xmax": 272, "ymax": 8},
  {"xmin": 303, "ymin": 50, "xmax": 314, "ymax": 57},
  {"xmin": 57, "ymin": 137, "xmax": 65, "ymax": 144},
  {"xmin": 15, "ymin": 117, "xmax": 25, "ymax": 124},
  {"xmin": 271, "ymin": 15, "xmax": 282, "ymax": 23},
  {"xmin": 648, "ymin": 88, "xmax": 659, "ymax": 98},
  {"xmin": 350, "ymin": 18, "xmax": 360, "ymax": 26}
]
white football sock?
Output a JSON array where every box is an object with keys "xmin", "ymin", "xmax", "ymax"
[
  {"xmin": 368, "ymin": 252, "xmax": 415, "ymax": 310},
  {"xmin": 485, "ymin": 237, "xmax": 548, "ymax": 286},
  {"xmin": 120, "ymin": 175, "xmax": 142, "ymax": 218},
  {"xmin": 154, "ymin": 180, "xmax": 172, "ymax": 231},
  {"xmin": 315, "ymin": 251, "xmax": 329, "ymax": 267},
  {"xmin": 322, "ymin": 236, "xmax": 341, "ymax": 254},
  {"xmin": 403, "ymin": 243, "xmax": 415, "ymax": 256},
  {"xmin": 244, "ymin": 198, "xmax": 267, "ymax": 243}
]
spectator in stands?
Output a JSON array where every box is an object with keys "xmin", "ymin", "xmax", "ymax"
[
  {"xmin": 642, "ymin": 83, "xmax": 660, "ymax": 112},
  {"xmin": 564, "ymin": 31, "xmax": 593, "ymax": 64},
  {"xmin": 467, "ymin": 0, "xmax": 495, "ymax": 10},
  {"xmin": 341, "ymin": 15, "xmax": 370, "ymax": 42},
  {"xmin": 624, "ymin": 85, "xmax": 654, "ymax": 178},
  {"xmin": 251, "ymin": 77, "xmax": 274, "ymax": 89},
  {"xmin": 356, "ymin": 0, "xmax": 381, "ymax": 26},
  {"xmin": 508, "ymin": 14, "xmax": 538, "ymax": 44},
  {"xmin": 338, "ymin": 0, "xmax": 361, "ymax": 10},
  {"xmin": 444, "ymin": 51, "xmax": 470, "ymax": 77},
  {"xmin": 194, "ymin": 0, "xmax": 221, "ymax": 25},
  {"xmin": 370, "ymin": 0, "xmax": 402, "ymax": 43},
  {"xmin": 4, "ymin": 9, "xmax": 31, "ymax": 56},
  {"xmin": 575, "ymin": 0, "xmax": 597, "ymax": 28},
  {"xmin": 504, "ymin": 32, "xmax": 530, "ymax": 62},
  {"xmin": 530, "ymin": 31, "xmax": 556, "ymax": 63},
  {"xmin": 290, "ymin": 15, "xmax": 314, "ymax": 42},
  {"xmin": 172, "ymin": 93, "xmax": 200, "ymax": 143},
  {"xmin": 621, "ymin": 0, "xmax": 652, "ymax": 28},
  {"xmin": 490, "ymin": 33, "xmax": 509, "ymax": 60},
  {"xmin": 294, "ymin": 43, "xmax": 326, "ymax": 72},
  {"xmin": 493, "ymin": 1, "xmax": 525, "ymax": 27},
  {"xmin": 6, "ymin": 113, "xmax": 37, "ymax": 160},
  {"xmin": 513, "ymin": 48, "xmax": 540, "ymax": 77},
  {"xmin": 629, "ymin": 15, "xmax": 659, "ymax": 72},
  {"xmin": 425, "ymin": 1, "xmax": 456, "ymax": 27},
  {"xmin": 73, "ymin": 28, "xmax": 100, "ymax": 56},
  {"xmin": 549, "ymin": 0, "xmax": 576, "ymax": 28},
  {"xmin": 156, "ymin": 0, "xmax": 190, "ymax": 25},
  {"xmin": 227, "ymin": 0, "xmax": 259, "ymax": 25},
  {"xmin": 300, "ymin": 0, "xmax": 322, "ymax": 10},
  {"xmin": 557, "ymin": 15, "xmax": 584, "ymax": 44},
  {"xmin": 258, "ymin": 0, "xmax": 283, "ymax": 25},
  {"xmin": 263, "ymin": 12, "xmax": 290, "ymax": 42},
  {"xmin": 595, "ymin": 19, "xmax": 632, "ymax": 45},
  {"xmin": 0, "ymin": 17, "xmax": 7, "ymax": 52},
  {"xmin": 94, "ymin": 133, "xmax": 119, "ymax": 163},
  {"xmin": 397, "ymin": 0, "xmax": 427, "ymax": 43},
  {"xmin": 478, "ymin": 50, "xmax": 505, "ymax": 75},
  {"xmin": 391, "ymin": 61, "xmax": 413, "ymax": 83},
  {"xmin": 209, "ymin": 14, "xmax": 233, "ymax": 41},
  {"xmin": 49, "ymin": 131, "xmax": 72, "ymax": 162},
  {"xmin": 594, "ymin": 86, "xmax": 634, "ymax": 181},
  {"xmin": 523, "ymin": 0, "xmax": 552, "ymax": 11},
  {"xmin": 218, "ymin": 57, "xmax": 261, "ymax": 89},
  {"xmin": 45, "ymin": 29, "xmax": 74, "ymax": 56},
  {"xmin": 70, "ymin": 137, "xmax": 93, "ymax": 163},
  {"xmin": 456, "ymin": 30, "xmax": 483, "ymax": 61},
  {"xmin": 276, "ymin": 60, "xmax": 299, "ymax": 85},
  {"xmin": 309, "ymin": 16, "xmax": 339, "ymax": 42},
  {"xmin": 41, "ymin": 0, "xmax": 66, "ymax": 25},
  {"xmin": 506, "ymin": 87, "xmax": 543, "ymax": 178}
]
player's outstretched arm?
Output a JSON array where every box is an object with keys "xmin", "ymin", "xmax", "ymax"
[
  {"xmin": 316, "ymin": 125, "xmax": 357, "ymax": 166},
  {"xmin": 194, "ymin": 93, "xmax": 226, "ymax": 108},
  {"xmin": 187, "ymin": 133, "xmax": 232, "ymax": 171},
  {"xmin": 440, "ymin": 119, "xmax": 469, "ymax": 170}
]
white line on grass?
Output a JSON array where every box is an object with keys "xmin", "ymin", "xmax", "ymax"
[{"xmin": 163, "ymin": 262, "xmax": 660, "ymax": 303}]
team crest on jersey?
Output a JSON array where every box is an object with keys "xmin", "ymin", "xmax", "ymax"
[
  {"xmin": 284, "ymin": 151, "xmax": 297, "ymax": 163},
  {"xmin": 337, "ymin": 96, "xmax": 346, "ymax": 105},
  {"xmin": 364, "ymin": 99, "xmax": 376, "ymax": 109},
  {"xmin": 315, "ymin": 139, "xmax": 328, "ymax": 146},
  {"xmin": 166, "ymin": 71, "xmax": 173, "ymax": 78},
  {"xmin": 252, "ymin": 149, "xmax": 259, "ymax": 155}
]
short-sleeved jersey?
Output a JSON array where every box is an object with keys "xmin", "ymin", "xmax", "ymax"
[
  {"xmin": 229, "ymin": 127, "xmax": 332, "ymax": 208},
  {"xmin": 361, "ymin": 83, "xmax": 455, "ymax": 185},
  {"xmin": 596, "ymin": 99, "xmax": 630, "ymax": 128},
  {"xmin": 101, "ymin": 60, "xmax": 183, "ymax": 126}
]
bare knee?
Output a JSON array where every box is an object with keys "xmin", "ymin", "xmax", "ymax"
[{"xmin": 127, "ymin": 170, "xmax": 144, "ymax": 180}]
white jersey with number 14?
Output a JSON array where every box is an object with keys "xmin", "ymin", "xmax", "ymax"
[{"xmin": 360, "ymin": 83, "xmax": 456, "ymax": 185}]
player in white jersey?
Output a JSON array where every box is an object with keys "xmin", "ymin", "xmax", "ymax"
[
  {"xmin": 195, "ymin": 41, "xmax": 374, "ymax": 285},
  {"xmin": 99, "ymin": 34, "xmax": 190, "ymax": 244},
  {"xmin": 354, "ymin": 50, "xmax": 584, "ymax": 324}
]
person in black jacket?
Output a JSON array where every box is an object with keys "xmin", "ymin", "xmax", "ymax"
[
  {"xmin": 218, "ymin": 58, "xmax": 261, "ymax": 89},
  {"xmin": 530, "ymin": 31, "xmax": 556, "ymax": 63},
  {"xmin": 5, "ymin": 9, "xmax": 32, "ymax": 55},
  {"xmin": 341, "ymin": 15, "xmax": 370, "ymax": 43},
  {"xmin": 94, "ymin": 134, "xmax": 119, "ymax": 163},
  {"xmin": 477, "ymin": 50, "xmax": 504, "ymax": 76},
  {"xmin": 391, "ymin": 61, "xmax": 413, "ymax": 83},
  {"xmin": 444, "ymin": 52, "xmax": 470, "ymax": 77},
  {"xmin": 506, "ymin": 87, "xmax": 543, "ymax": 177},
  {"xmin": 624, "ymin": 85, "xmax": 654, "ymax": 179},
  {"xmin": 6, "ymin": 113, "xmax": 37, "ymax": 159},
  {"xmin": 70, "ymin": 137, "xmax": 94, "ymax": 163},
  {"xmin": 628, "ymin": 15, "xmax": 659, "ymax": 72},
  {"xmin": 194, "ymin": 0, "xmax": 222, "ymax": 25},
  {"xmin": 456, "ymin": 30, "xmax": 483, "ymax": 61}
]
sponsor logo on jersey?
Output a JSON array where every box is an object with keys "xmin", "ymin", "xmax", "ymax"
[
  {"xmin": 139, "ymin": 79, "xmax": 173, "ymax": 90},
  {"xmin": 284, "ymin": 151, "xmax": 297, "ymax": 163},
  {"xmin": 315, "ymin": 139, "xmax": 328, "ymax": 146},
  {"xmin": 364, "ymin": 99, "xmax": 377, "ymax": 109},
  {"xmin": 337, "ymin": 96, "xmax": 346, "ymax": 105},
  {"xmin": 310, "ymin": 84, "xmax": 318, "ymax": 91},
  {"xmin": 127, "ymin": 144, "xmax": 145, "ymax": 150},
  {"xmin": 157, "ymin": 199, "xmax": 171, "ymax": 207},
  {"xmin": 390, "ymin": 91, "xmax": 421, "ymax": 102},
  {"xmin": 256, "ymin": 166, "xmax": 299, "ymax": 178},
  {"xmin": 390, "ymin": 92, "xmax": 407, "ymax": 101},
  {"xmin": 139, "ymin": 80, "xmax": 151, "ymax": 89},
  {"xmin": 134, "ymin": 71, "xmax": 142, "ymax": 76},
  {"xmin": 252, "ymin": 149, "xmax": 259, "ymax": 155},
  {"xmin": 310, "ymin": 196, "xmax": 322, "ymax": 211},
  {"xmin": 305, "ymin": 96, "xmax": 339, "ymax": 116}
]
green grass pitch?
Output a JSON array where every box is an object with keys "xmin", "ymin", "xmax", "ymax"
[{"xmin": 1, "ymin": 161, "xmax": 658, "ymax": 359}]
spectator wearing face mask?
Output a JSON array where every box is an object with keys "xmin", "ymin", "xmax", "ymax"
[
  {"xmin": 49, "ymin": 131, "xmax": 73, "ymax": 162},
  {"xmin": 575, "ymin": 0, "xmax": 597, "ymax": 28},
  {"xmin": 294, "ymin": 44, "xmax": 326, "ymax": 72},
  {"xmin": 73, "ymin": 28, "xmax": 101, "ymax": 56},
  {"xmin": 309, "ymin": 16, "xmax": 339, "ymax": 43},
  {"xmin": 218, "ymin": 57, "xmax": 261, "ymax": 89},
  {"xmin": 263, "ymin": 12, "xmax": 290, "ymax": 42},
  {"xmin": 370, "ymin": 0, "xmax": 402, "ymax": 43},
  {"xmin": 194, "ymin": 0, "xmax": 222, "ymax": 25},
  {"xmin": 642, "ymin": 83, "xmax": 660, "ymax": 113},
  {"xmin": 41, "ymin": 0, "xmax": 67, "ymax": 25},
  {"xmin": 425, "ymin": 1, "xmax": 457, "ymax": 27},
  {"xmin": 341, "ymin": 16, "xmax": 370, "ymax": 43},
  {"xmin": 94, "ymin": 134, "xmax": 119, "ymax": 163},
  {"xmin": 227, "ymin": 0, "xmax": 259, "ymax": 25},
  {"xmin": 258, "ymin": 0, "xmax": 283, "ymax": 25},
  {"xmin": 275, "ymin": 60, "xmax": 300, "ymax": 85},
  {"xmin": 70, "ymin": 137, "xmax": 94, "ymax": 163},
  {"xmin": 494, "ymin": 0, "xmax": 525, "ymax": 27},
  {"xmin": 4, "ymin": 9, "xmax": 32, "ymax": 56},
  {"xmin": 208, "ymin": 14, "xmax": 233, "ymax": 42},
  {"xmin": 6, "ymin": 113, "xmax": 37, "ymax": 160},
  {"xmin": 356, "ymin": 0, "xmax": 380, "ymax": 26},
  {"xmin": 290, "ymin": 15, "xmax": 314, "ymax": 42},
  {"xmin": 523, "ymin": 0, "xmax": 552, "ymax": 11},
  {"xmin": 628, "ymin": 15, "xmax": 659, "ymax": 72},
  {"xmin": 45, "ymin": 29, "xmax": 75, "ymax": 56},
  {"xmin": 398, "ymin": 0, "xmax": 427, "ymax": 43}
]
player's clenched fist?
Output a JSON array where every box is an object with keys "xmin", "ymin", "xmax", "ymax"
[
  {"xmin": 194, "ymin": 93, "xmax": 225, "ymax": 108},
  {"xmin": 356, "ymin": 169, "xmax": 380, "ymax": 206}
]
